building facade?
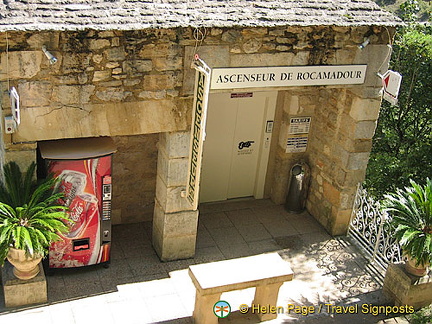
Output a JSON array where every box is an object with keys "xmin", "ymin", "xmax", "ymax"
[{"xmin": 0, "ymin": 1, "xmax": 401, "ymax": 260}]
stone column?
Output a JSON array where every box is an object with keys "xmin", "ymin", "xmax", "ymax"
[
  {"xmin": 322, "ymin": 95, "xmax": 381, "ymax": 235},
  {"xmin": 153, "ymin": 131, "xmax": 199, "ymax": 261},
  {"xmin": 383, "ymin": 263, "xmax": 432, "ymax": 309},
  {"xmin": 4, "ymin": 143, "xmax": 37, "ymax": 172}
]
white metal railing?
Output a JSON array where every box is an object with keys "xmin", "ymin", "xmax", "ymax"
[{"xmin": 348, "ymin": 183, "xmax": 402, "ymax": 270}]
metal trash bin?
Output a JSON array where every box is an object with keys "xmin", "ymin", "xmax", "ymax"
[{"xmin": 285, "ymin": 162, "xmax": 310, "ymax": 213}]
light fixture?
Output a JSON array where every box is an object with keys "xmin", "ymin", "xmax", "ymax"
[
  {"xmin": 42, "ymin": 45, "xmax": 57, "ymax": 64},
  {"xmin": 358, "ymin": 37, "xmax": 370, "ymax": 50}
]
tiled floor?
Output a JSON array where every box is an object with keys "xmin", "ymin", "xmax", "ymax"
[{"xmin": 0, "ymin": 199, "xmax": 411, "ymax": 323}]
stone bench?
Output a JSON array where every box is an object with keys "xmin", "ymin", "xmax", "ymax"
[{"xmin": 188, "ymin": 252, "xmax": 294, "ymax": 323}]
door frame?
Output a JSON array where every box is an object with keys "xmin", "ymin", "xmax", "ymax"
[{"xmin": 199, "ymin": 90, "xmax": 277, "ymax": 203}]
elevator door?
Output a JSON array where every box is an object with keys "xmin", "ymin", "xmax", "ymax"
[{"xmin": 199, "ymin": 92, "xmax": 276, "ymax": 203}]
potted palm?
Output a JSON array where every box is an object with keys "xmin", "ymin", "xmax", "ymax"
[
  {"xmin": 383, "ymin": 178, "xmax": 432, "ymax": 277},
  {"xmin": 0, "ymin": 162, "xmax": 69, "ymax": 280}
]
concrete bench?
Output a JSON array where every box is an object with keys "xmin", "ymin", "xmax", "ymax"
[{"xmin": 188, "ymin": 252, "xmax": 294, "ymax": 323}]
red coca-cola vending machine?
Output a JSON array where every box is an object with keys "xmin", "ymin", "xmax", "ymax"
[{"xmin": 39, "ymin": 137, "xmax": 116, "ymax": 269}]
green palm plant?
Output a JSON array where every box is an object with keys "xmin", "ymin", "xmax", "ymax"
[
  {"xmin": 0, "ymin": 161, "xmax": 37, "ymax": 208},
  {"xmin": 0, "ymin": 162, "xmax": 70, "ymax": 266},
  {"xmin": 383, "ymin": 178, "xmax": 432, "ymax": 269}
]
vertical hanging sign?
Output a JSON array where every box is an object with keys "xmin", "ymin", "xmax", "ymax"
[
  {"xmin": 186, "ymin": 58, "xmax": 211, "ymax": 210},
  {"xmin": 10, "ymin": 87, "xmax": 20, "ymax": 125}
]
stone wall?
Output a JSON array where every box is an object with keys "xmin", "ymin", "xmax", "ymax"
[
  {"xmin": 306, "ymin": 88, "xmax": 381, "ymax": 235},
  {"xmin": 0, "ymin": 25, "xmax": 394, "ymax": 231},
  {"xmin": 153, "ymin": 131, "xmax": 199, "ymax": 261},
  {"xmin": 0, "ymin": 26, "xmax": 389, "ymax": 143},
  {"xmin": 112, "ymin": 134, "xmax": 158, "ymax": 224},
  {"xmin": 0, "ymin": 29, "xmax": 189, "ymax": 143},
  {"xmin": 271, "ymin": 81, "xmax": 384, "ymax": 235}
]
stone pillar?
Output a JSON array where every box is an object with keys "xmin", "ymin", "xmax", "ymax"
[
  {"xmin": 329, "ymin": 96, "xmax": 381, "ymax": 235},
  {"xmin": 305, "ymin": 88, "xmax": 382, "ymax": 236},
  {"xmin": 4, "ymin": 143, "xmax": 37, "ymax": 172},
  {"xmin": 153, "ymin": 131, "xmax": 199, "ymax": 261},
  {"xmin": 2, "ymin": 262, "xmax": 47, "ymax": 308},
  {"xmin": 383, "ymin": 263, "xmax": 432, "ymax": 310}
]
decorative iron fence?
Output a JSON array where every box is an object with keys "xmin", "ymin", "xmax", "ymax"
[{"xmin": 348, "ymin": 183, "xmax": 402, "ymax": 270}]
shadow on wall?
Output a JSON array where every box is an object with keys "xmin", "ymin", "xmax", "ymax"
[{"xmin": 112, "ymin": 134, "xmax": 159, "ymax": 224}]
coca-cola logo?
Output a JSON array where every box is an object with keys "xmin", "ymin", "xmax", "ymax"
[
  {"xmin": 69, "ymin": 203, "xmax": 84, "ymax": 222},
  {"xmin": 59, "ymin": 181, "xmax": 78, "ymax": 206},
  {"xmin": 64, "ymin": 193, "xmax": 98, "ymax": 239}
]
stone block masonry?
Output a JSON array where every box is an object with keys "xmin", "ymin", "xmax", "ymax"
[
  {"xmin": 2, "ymin": 262, "xmax": 47, "ymax": 308},
  {"xmin": 153, "ymin": 131, "xmax": 199, "ymax": 261},
  {"xmin": 273, "ymin": 86, "xmax": 383, "ymax": 235},
  {"xmin": 383, "ymin": 263, "xmax": 432, "ymax": 310},
  {"xmin": 303, "ymin": 88, "xmax": 380, "ymax": 235},
  {"xmin": 111, "ymin": 134, "xmax": 158, "ymax": 224},
  {"xmin": 0, "ymin": 24, "xmax": 395, "ymax": 256}
]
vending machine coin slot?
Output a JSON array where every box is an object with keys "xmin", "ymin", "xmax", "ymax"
[
  {"xmin": 101, "ymin": 175, "xmax": 112, "ymax": 242},
  {"xmin": 102, "ymin": 201, "xmax": 111, "ymax": 221},
  {"xmin": 102, "ymin": 176, "xmax": 112, "ymax": 200},
  {"xmin": 102, "ymin": 176, "xmax": 112, "ymax": 221},
  {"xmin": 73, "ymin": 238, "xmax": 90, "ymax": 251}
]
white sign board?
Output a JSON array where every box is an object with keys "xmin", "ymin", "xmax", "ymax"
[
  {"xmin": 10, "ymin": 87, "xmax": 20, "ymax": 125},
  {"xmin": 289, "ymin": 117, "xmax": 311, "ymax": 134},
  {"xmin": 186, "ymin": 59, "xmax": 211, "ymax": 210},
  {"xmin": 286, "ymin": 135, "xmax": 309, "ymax": 153},
  {"xmin": 381, "ymin": 70, "xmax": 402, "ymax": 105},
  {"xmin": 211, "ymin": 65, "xmax": 367, "ymax": 90}
]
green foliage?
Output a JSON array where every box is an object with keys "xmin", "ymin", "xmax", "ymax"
[
  {"xmin": 374, "ymin": 0, "xmax": 431, "ymax": 22},
  {"xmin": 399, "ymin": 0, "xmax": 421, "ymax": 22},
  {"xmin": 408, "ymin": 304, "xmax": 432, "ymax": 324},
  {"xmin": 0, "ymin": 162, "xmax": 37, "ymax": 208},
  {"xmin": 365, "ymin": 20, "xmax": 432, "ymax": 198},
  {"xmin": 0, "ymin": 162, "xmax": 69, "ymax": 266},
  {"xmin": 383, "ymin": 178, "xmax": 432, "ymax": 266}
]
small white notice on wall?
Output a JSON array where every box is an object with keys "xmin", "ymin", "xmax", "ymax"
[
  {"xmin": 286, "ymin": 135, "xmax": 309, "ymax": 153},
  {"xmin": 289, "ymin": 117, "xmax": 311, "ymax": 134},
  {"xmin": 380, "ymin": 70, "xmax": 402, "ymax": 106}
]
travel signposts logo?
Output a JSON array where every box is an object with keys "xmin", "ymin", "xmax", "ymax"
[{"xmin": 213, "ymin": 300, "xmax": 231, "ymax": 318}]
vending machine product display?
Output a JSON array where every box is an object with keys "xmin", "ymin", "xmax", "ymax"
[{"xmin": 39, "ymin": 137, "xmax": 116, "ymax": 269}]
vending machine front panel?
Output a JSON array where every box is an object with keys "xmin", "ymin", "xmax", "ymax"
[
  {"xmin": 39, "ymin": 137, "xmax": 116, "ymax": 269},
  {"xmin": 47, "ymin": 156, "xmax": 111, "ymax": 268}
]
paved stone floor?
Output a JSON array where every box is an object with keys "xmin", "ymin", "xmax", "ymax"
[{"xmin": 0, "ymin": 199, "xmax": 412, "ymax": 323}]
